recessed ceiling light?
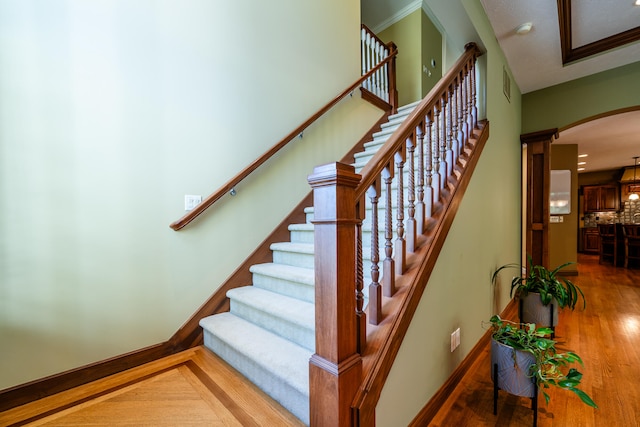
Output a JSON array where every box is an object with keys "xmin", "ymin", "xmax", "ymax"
[
  {"xmin": 578, "ymin": 167, "xmax": 586, "ymax": 171},
  {"xmin": 636, "ymin": 0, "xmax": 640, "ymax": 6},
  {"xmin": 515, "ymin": 22, "xmax": 533, "ymax": 35},
  {"xmin": 578, "ymin": 154, "xmax": 588, "ymax": 158},
  {"xmin": 578, "ymin": 161, "xmax": 586, "ymax": 165}
]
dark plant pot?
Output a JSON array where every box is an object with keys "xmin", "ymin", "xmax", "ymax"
[
  {"xmin": 520, "ymin": 292, "xmax": 558, "ymax": 327},
  {"xmin": 491, "ymin": 338, "xmax": 537, "ymax": 398}
]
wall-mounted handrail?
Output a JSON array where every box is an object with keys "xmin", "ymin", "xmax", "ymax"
[{"xmin": 169, "ymin": 31, "xmax": 397, "ymax": 231}]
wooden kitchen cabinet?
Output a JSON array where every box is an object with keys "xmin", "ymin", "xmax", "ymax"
[
  {"xmin": 583, "ymin": 185, "xmax": 618, "ymax": 212},
  {"xmin": 582, "ymin": 228, "xmax": 600, "ymax": 254}
]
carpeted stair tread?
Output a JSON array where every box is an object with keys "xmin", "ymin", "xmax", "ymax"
[
  {"xmin": 227, "ymin": 286, "xmax": 315, "ymax": 350},
  {"xmin": 270, "ymin": 241, "xmax": 315, "ymax": 254},
  {"xmin": 199, "ymin": 312, "xmax": 312, "ymax": 424}
]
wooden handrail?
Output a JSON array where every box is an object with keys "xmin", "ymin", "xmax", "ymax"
[
  {"xmin": 169, "ymin": 46, "xmax": 398, "ymax": 231},
  {"xmin": 308, "ymin": 42, "xmax": 484, "ymax": 426},
  {"xmin": 354, "ymin": 43, "xmax": 482, "ymax": 201}
]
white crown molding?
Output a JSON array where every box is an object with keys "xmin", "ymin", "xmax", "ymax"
[{"xmin": 370, "ymin": 0, "xmax": 422, "ymax": 34}]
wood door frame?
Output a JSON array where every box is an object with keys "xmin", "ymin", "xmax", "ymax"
[{"xmin": 521, "ymin": 129, "xmax": 558, "ymax": 269}]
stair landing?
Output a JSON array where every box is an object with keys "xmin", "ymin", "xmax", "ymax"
[{"xmin": 0, "ymin": 346, "xmax": 303, "ymax": 427}]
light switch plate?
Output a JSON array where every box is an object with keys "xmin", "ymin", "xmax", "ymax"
[{"xmin": 185, "ymin": 195, "xmax": 202, "ymax": 211}]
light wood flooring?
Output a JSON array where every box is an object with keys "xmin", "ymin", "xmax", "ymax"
[
  {"xmin": 2, "ymin": 254, "xmax": 638, "ymax": 426},
  {"xmin": 0, "ymin": 346, "xmax": 304, "ymax": 426}
]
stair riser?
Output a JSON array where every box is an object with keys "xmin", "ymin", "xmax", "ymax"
[
  {"xmin": 289, "ymin": 229, "xmax": 314, "ymax": 244},
  {"xmin": 252, "ymin": 273, "xmax": 314, "ymax": 303},
  {"xmin": 272, "ymin": 250, "xmax": 315, "ymax": 269},
  {"xmin": 229, "ymin": 300, "xmax": 315, "ymax": 351}
]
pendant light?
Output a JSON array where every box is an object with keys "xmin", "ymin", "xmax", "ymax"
[{"xmin": 630, "ymin": 156, "xmax": 639, "ymax": 201}]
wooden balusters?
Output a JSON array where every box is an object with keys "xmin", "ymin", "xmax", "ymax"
[
  {"xmin": 394, "ymin": 147, "xmax": 407, "ymax": 279},
  {"xmin": 451, "ymin": 81, "xmax": 460, "ymax": 165},
  {"xmin": 461, "ymin": 66, "xmax": 470, "ymax": 145},
  {"xmin": 466, "ymin": 61, "xmax": 477, "ymax": 132},
  {"xmin": 416, "ymin": 124, "xmax": 426, "ymax": 234},
  {"xmin": 439, "ymin": 96, "xmax": 448, "ymax": 191},
  {"xmin": 432, "ymin": 104, "xmax": 441, "ymax": 202},
  {"xmin": 457, "ymin": 74, "xmax": 465, "ymax": 157},
  {"xmin": 367, "ymin": 181, "xmax": 382, "ymax": 325},
  {"xmin": 471, "ymin": 61, "xmax": 478, "ymax": 129},
  {"xmin": 355, "ymin": 198, "xmax": 366, "ymax": 355},
  {"xmin": 465, "ymin": 67, "xmax": 472, "ymax": 141},
  {"xmin": 425, "ymin": 114, "xmax": 434, "ymax": 219},
  {"xmin": 406, "ymin": 134, "xmax": 417, "ymax": 252},
  {"xmin": 445, "ymin": 88, "xmax": 454, "ymax": 178},
  {"xmin": 382, "ymin": 165, "xmax": 395, "ymax": 300},
  {"xmin": 308, "ymin": 43, "xmax": 483, "ymax": 426}
]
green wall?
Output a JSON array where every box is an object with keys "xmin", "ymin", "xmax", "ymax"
[
  {"xmin": 522, "ymin": 61, "xmax": 640, "ymax": 132},
  {"xmin": 421, "ymin": 11, "xmax": 444, "ymax": 97},
  {"xmin": 375, "ymin": 0, "xmax": 523, "ymax": 424},
  {"xmin": 0, "ymin": 1, "xmax": 526, "ymax": 422},
  {"xmin": 522, "ymin": 54, "xmax": 640, "ymax": 273},
  {"xmin": 0, "ymin": 0, "xmax": 383, "ymax": 389},
  {"xmin": 379, "ymin": 8, "xmax": 443, "ymax": 106},
  {"xmin": 550, "ymin": 145, "xmax": 579, "ymax": 271}
]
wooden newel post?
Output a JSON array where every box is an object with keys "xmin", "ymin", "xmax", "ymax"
[
  {"xmin": 387, "ymin": 42, "xmax": 398, "ymax": 114},
  {"xmin": 308, "ymin": 162, "xmax": 363, "ymax": 427}
]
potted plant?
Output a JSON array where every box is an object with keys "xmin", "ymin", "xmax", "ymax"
[
  {"xmin": 492, "ymin": 256, "xmax": 586, "ymax": 331},
  {"xmin": 489, "ymin": 315, "xmax": 596, "ymax": 425}
]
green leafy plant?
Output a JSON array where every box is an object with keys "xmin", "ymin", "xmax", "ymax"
[
  {"xmin": 492, "ymin": 256, "xmax": 586, "ymax": 310},
  {"xmin": 489, "ymin": 315, "xmax": 597, "ymax": 408}
]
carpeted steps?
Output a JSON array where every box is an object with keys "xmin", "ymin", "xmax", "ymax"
[{"xmin": 199, "ymin": 101, "xmax": 420, "ymax": 425}]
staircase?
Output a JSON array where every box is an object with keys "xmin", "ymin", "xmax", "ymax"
[{"xmin": 199, "ymin": 101, "xmax": 420, "ymax": 425}]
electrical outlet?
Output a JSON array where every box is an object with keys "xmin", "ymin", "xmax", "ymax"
[{"xmin": 184, "ymin": 195, "xmax": 202, "ymax": 211}]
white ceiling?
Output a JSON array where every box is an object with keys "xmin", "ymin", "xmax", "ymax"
[
  {"xmin": 361, "ymin": 0, "xmax": 640, "ymax": 174},
  {"xmin": 479, "ymin": 0, "xmax": 640, "ymax": 94}
]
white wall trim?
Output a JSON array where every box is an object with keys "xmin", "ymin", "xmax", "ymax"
[{"xmin": 370, "ymin": 0, "xmax": 422, "ymax": 34}]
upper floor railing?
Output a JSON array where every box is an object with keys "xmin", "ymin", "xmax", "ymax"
[
  {"xmin": 361, "ymin": 25, "xmax": 396, "ymax": 105},
  {"xmin": 170, "ymin": 26, "xmax": 397, "ymax": 230}
]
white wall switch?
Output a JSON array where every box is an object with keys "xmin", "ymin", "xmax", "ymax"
[
  {"xmin": 450, "ymin": 328, "xmax": 461, "ymax": 352},
  {"xmin": 184, "ymin": 195, "xmax": 202, "ymax": 211}
]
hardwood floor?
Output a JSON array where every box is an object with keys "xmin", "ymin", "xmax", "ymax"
[
  {"xmin": 428, "ymin": 254, "xmax": 640, "ymax": 427},
  {"xmin": 0, "ymin": 346, "xmax": 304, "ymax": 427},
  {"xmin": 1, "ymin": 254, "xmax": 638, "ymax": 426}
]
